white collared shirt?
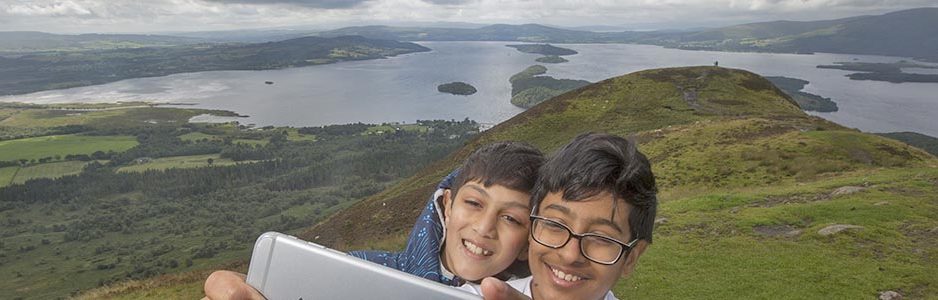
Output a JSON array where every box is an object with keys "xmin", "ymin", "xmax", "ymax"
[{"xmin": 459, "ymin": 276, "xmax": 618, "ymax": 300}]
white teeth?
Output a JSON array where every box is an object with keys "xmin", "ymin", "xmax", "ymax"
[
  {"xmin": 463, "ymin": 240, "xmax": 492, "ymax": 256},
  {"xmin": 551, "ymin": 267, "xmax": 582, "ymax": 282}
]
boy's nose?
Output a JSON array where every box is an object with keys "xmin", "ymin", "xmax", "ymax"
[
  {"xmin": 473, "ymin": 212, "xmax": 498, "ymax": 238},
  {"xmin": 557, "ymin": 237, "xmax": 588, "ymax": 265}
]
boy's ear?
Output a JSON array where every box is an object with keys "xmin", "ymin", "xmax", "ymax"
[
  {"xmin": 620, "ymin": 241, "xmax": 649, "ymax": 278},
  {"xmin": 442, "ymin": 189, "xmax": 453, "ymax": 221}
]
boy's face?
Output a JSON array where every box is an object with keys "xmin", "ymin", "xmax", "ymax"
[
  {"xmin": 528, "ymin": 191, "xmax": 647, "ymax": 300},
  {"xmin": 442, "ymin": 181, "xmax": 531, "ymax": 281}
]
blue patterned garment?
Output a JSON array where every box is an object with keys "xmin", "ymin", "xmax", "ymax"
[{"xmin": 349, "ymin": 169, "xmax": 463, "ymax": 286}]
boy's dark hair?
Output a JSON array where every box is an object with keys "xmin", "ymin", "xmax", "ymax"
[
  {"xmin": 531, "ymin": 132, "xmax": 658, "ymax": 243},
  {"xmin": 451, "ymin": 141, "xmax": 545, "ymax": 198}
]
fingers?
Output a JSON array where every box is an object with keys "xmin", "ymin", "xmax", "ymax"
[
  {"xmin": 480, "ymin": 277, "xmax": 530, "ymax": 300},
  {"xmin": 204, "ymin": 270, "xmax": 266, "ymax": 300}
]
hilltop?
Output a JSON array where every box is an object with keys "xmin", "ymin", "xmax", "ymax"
[{"xmin": 82, "ymin": 66, "xmax": 938, "ymax": 299}]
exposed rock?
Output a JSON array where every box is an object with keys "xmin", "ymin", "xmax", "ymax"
[
  {"xmin": 879, "ymin": 290, "xmax": 902, "ymax": 300},
  {"xmin": 818, "ymin": 224, "xmax": 864, "ymax": 236},
  {"xmin": 831, "ymin": 186, "xmax": 866, "ymax": 196},
  {"xmin": 753, "ymin": 225, "xmax": 802, "ymax": 237},
  {"xmin": 655, "ymin": 217, "xmax": 669, "ymax": 225}
]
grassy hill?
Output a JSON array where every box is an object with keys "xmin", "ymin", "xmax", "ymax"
[{"xmin": 83, "ymin": 66, "xmax": 938, "ymax": 299}]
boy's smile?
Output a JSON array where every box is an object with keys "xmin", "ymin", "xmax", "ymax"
[
  {"xmin": 529, "ymin": 191, "xmax": 641, "ymax": 300},
  {"xmin": 442, "ymin": 181, "xmax": 531, "ymax": 281}
]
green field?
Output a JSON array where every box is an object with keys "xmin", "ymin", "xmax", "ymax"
[
  {"xmin": 0, "ymin": 134, "xmax": 137, "ymax": 162},
  {"xmin": 0, "ymin": 166, "xmax": 17, "ymax": 186},
  {"xmin": 116, "ymin": 154, "xmax": 247, "ymax": 173},
  {"xmin": 11, "ymin": 160, "xmax": 93, "ymax": 184}
]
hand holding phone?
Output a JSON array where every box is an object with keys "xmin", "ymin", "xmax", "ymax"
[{"xmin": 245, "ymin": 232, "xmax": 481, "ymax": 300}]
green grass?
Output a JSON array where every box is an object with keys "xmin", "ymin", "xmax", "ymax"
[
  {"xmin": 0, "ymin": 109, "xmax": 125, "ymax": 128},
  {"xmin": 0, "ymin": 134, "xmax": 137, "ymax": 162},
  {"xmin": 11, "ymin": 160, "xmax": 93, "ymax": 184},
  {"xmin": 0, "ymin": 165, "xmax": 17, "ymax": 187},
  {"xmin": 116, "ymin": 154, "xmax": 247, "ymax": 173},
  {"xmin": 620, "ymin": 167, "xmax": 938, "ymax": 299},
  {"xmin": 286, "ymin": 129, "xmax": 316, "ymax": 142},
  {"xmin": 178, "ymin": 132, "xmax": 219, "ymax": 143}
]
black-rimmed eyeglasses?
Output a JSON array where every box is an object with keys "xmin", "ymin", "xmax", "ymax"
[{"xmin": 529, "ymin": 215, "xmax": 638, "ymax": 265}]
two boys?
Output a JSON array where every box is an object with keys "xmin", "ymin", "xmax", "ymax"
[
  {"xmin": 204, "ymin": 133, "xmax": 657, "ymax": 300},
  {"xmin": 472, "ymin": 133, "xmax": 657, "ymax": 300}
]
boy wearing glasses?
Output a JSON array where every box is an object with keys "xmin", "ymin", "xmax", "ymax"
[{"xmin": 464, "ymin": 133, "xmax": 658, "ymax": 300}]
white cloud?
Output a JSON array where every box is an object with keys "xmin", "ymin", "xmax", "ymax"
[{"xmin": 5, "ymin": 0, "xmax": 93, "ymax": 16}]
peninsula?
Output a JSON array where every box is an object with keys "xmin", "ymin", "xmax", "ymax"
[
  {"xmin": 817, "ymin": 61, "xmax": 938, "ymax": 83},
  {"xmin": 765, "ymin": 76, "xmax": 838, "ymax": 112}
]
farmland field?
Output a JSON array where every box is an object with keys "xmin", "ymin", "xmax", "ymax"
[
  {"xmin": 11, "ymin": 160, "xmax": 95, "ymax": 184},
  {"xmin": 116, "ymin": 154, "xmax": 249, "ymax": 173},
  {"xmin": 0, "ymin": 134, "xmax": 137, "ymax": 162}
]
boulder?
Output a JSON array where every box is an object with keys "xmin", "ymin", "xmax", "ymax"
[{"xmin": 878, "ymin": 291, "xmax": 902, "ymax": 300}]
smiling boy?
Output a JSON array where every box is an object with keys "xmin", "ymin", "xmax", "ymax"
[
  {"xmin": 469, "ymin": 133, "xmax": 658, "ymax": 300},
  {"xmin": 204, "ymin": 141, "xmax": 543, "ymax": 299}
]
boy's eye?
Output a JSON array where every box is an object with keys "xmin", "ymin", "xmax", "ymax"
[
  {"xmin": 464, "ymin": 199, "xmax": 482, "ymax": 208},
  {"xmin": 501, "ymin": 215, "xmax": 521, "ymax": 225}
]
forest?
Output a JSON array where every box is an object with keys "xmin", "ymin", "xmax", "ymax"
[{"xmin": 0, "ymin": 104, "xmax": 478, "ymax": 299}]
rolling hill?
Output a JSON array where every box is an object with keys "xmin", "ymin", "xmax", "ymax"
[
  {"xmin": 83, "ymin": 66, "xmax": 938, "ymax": 299},
  {"xmin": 641, "ymin": 7, "xmax": 938, "ymax": 62},
  {"xmin": 0, "ymin": 31, "xmax": 207, "ymax": 53}
]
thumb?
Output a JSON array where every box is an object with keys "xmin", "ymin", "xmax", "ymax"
[{"xmin": 480, "ymin": 277, "xmax": 529, "ymax": 300}]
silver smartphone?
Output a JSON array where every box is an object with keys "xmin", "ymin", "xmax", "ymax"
[{"xmin": 246, "ymin": 231, "xmax": 481, "ymax": 300}]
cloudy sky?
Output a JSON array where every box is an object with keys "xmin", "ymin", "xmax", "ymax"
[{"xmin": 1, "ymin": 0, "xmax": 935, "ymax": 33}]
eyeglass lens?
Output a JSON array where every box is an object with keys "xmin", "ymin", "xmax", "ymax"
[{"xmin": 532, "ymin": 218, "xmax": 623, "ymax": 264}]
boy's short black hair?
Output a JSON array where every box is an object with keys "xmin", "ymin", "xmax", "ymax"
[
  {"xmin": 452, "ymin": 141, "xmax": 544, "ymax": 198},
  {"xmin": 531, "ymin": 133, "xmax": 658, "ymax": 243}
]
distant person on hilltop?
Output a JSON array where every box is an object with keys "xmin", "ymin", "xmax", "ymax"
[{"xmin": 203, "ymin": 141, "xmax": 544, "ymax": 299}]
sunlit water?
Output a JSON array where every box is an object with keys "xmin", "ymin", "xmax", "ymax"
[{"xmin": 2, "ymin": 42, "xmax": 937, "ymax": 136}]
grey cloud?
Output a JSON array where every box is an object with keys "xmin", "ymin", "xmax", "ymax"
[{"xmin": 201, "ymin": 0, "xmax": 371, "ymax": 9}]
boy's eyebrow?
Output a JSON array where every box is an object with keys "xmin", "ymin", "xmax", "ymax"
[
  {"xmin": 544, "ymin": 204, "xmax": 624, "ymax": 234},
  {"xmin": 464, "ymin": 184, "xmax": 491, "ymax": 198},
  {"xmin": 543, "ymin": 204, "xmax": 571, "ymax": 216},
  {"xmin": 503, "ymin": 201, "xmax": 530, "ymax": 211},
  {"xmin": 587, "ymin": 217, "xmax": 624, "ymax": 234}
]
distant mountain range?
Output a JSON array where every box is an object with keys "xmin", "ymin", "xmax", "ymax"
[
  {"xmin": 639, "ymin": 7, "xmax": 938, "ymax": 61},
  {"xmin": 315, "ymin": 7, "xmax": 938, "ymax": 61},
  {"xmin": 0, "ymin": 36, "xmax": 429, "ymax": 95},
  {"xmin": 0, "ymin": 31, "xmax": 206, "ymax": 52}
]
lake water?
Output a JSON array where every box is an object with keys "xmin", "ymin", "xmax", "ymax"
[{"xmin": 2, "ymin": 42, "xmax": 937, "ymax": 136}]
